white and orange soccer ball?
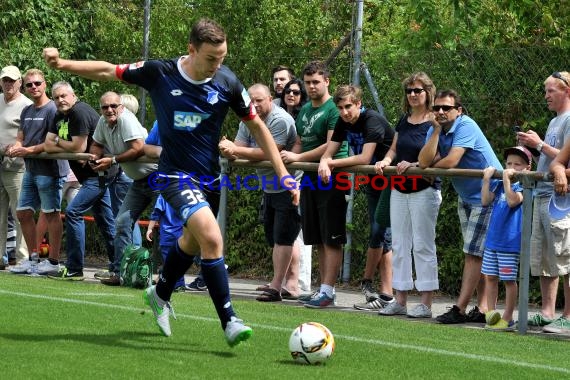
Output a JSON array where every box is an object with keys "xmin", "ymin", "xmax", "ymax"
[{"xmin": 289, "ymin": 322, "xmax": 335, "ymax": 365}]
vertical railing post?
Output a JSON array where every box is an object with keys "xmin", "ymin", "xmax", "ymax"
[
  {"xmin": 517, "ymin": 173, "xmax": 537, "ymax": 334},
  {"xmin": 218, "ymin": 157, "xmax": 229, "ymax": 252}
]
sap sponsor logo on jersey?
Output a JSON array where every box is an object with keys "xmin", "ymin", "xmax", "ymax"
[{"xmin": 173, "ymin": 111, "xmax": 211, "ymax": 131}]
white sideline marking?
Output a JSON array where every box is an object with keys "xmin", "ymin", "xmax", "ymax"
[
  {"xmin": 1, "ymin": 289, "xmax": 569, "ymax": 375},
  {"xmin": 67, "ymin": 292, "xmax": 134, "ymax": 297}
]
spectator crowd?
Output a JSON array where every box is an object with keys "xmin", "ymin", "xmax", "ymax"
[{"xmin": 1, "ymin": 18, "xmax": 570, "ymax": 341}]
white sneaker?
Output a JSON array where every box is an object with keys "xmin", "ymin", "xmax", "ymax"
[
  {"xmin": 143, "ymin": 286, "xmax": 176, "ymax": 337},
  {"xmin": 9, "ymin": 260, "xmax": 31, "ymax": 274},
  {"xmin": 34, "ymin": 260, "xmax": 60, "ymax": 275},
  {"xmin": 225, "ymin": 316, "xmax": 253, "ymax": 347},
  {"xmin": 378, "ymin": 302, "xmax": 407, "ymax": 316},
  {"xmin": 406, "ymin": 303, "xmax": 432, "ymax": 318}
]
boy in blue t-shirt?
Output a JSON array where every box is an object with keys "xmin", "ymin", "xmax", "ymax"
[{"xmin": 481, "ymin": 146, "xmax": 532, "ymax": 331}]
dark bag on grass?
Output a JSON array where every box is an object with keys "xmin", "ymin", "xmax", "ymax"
[{"xmin": 120, "ymin": 245, "xmax": 153, "ymax": 288}]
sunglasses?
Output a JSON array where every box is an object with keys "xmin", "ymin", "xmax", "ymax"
[
  {"xmin": 285, "ymin": 89, "xmax": 301, "ymax": 96},
  {"xmin": 433, "ymin": 105, "xmax": 458, "ymax": 112},
  {"xmin": 553, "ymin": 71, "xmax": 569, "ymax": 87},
  {"xmin": 25, "ymin": 81, "xmax": 43, "ymax": 88},
  {"xmin": 100, "ymin": 104, "xmax": 122, "ymax": 110},
  {"xmin": 405, "ymin": 88, "xmax": 425, "ymax": 95}
]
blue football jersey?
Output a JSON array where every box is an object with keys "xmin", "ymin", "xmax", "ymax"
[{"xmin": 117, "ymin": 57, "xmax": 255, "ymax": 176}]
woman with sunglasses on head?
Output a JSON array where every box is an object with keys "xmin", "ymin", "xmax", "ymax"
[
  {"xmin": 279, "ymin": 78, "xmax": 308, "ymax": 120},
  {"xmin": 374, "ymin": 72, "xmax": 442, "ymax": 318}
]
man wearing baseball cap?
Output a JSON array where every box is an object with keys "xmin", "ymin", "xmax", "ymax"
[
  {"xmin": 480, "ymin": 145, "xmax": 531, "ymax": 331},
  {"xmin": 0, "ymin": 65, "xmax": 32, "ymax": 269}
]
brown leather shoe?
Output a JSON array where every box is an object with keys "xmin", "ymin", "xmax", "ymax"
[
  {"xmin": 8, "ymin": 258, "xmax": 16, "ymax": 266},
  {"xmin": 100, "ymin": 274, "xmax": 121, "ymax": 286}
]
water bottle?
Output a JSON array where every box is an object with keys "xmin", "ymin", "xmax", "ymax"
[
  {"xmin": 30, "ymin": 251, "xmax": 39, "ymax": 276},
  {"xmin": 39, "ymin": 238, "xmax": 50, "ymax": 258}
]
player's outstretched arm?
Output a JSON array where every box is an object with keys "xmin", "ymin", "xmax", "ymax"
[{"xmin": 43, "ymin": 47, "xmax": 117, "ymax": 81}]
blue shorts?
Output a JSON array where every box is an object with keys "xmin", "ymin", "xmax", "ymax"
[
  {"xmin": 17, "ymin": 172, "xmax": 65, "ymax": 212},
  {"xmin": 158, "ymin": 172, "xmax": 220, "ymax": 223},
  {"xmin": 481, "ymin": 248, "xmax": 520, "ymax": 281}
]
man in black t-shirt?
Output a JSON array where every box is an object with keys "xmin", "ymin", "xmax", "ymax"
[
  {"xmin": 44, "ymin": 81, "xmax": 115, "ymax": 281},
  {"xmin": 319, "ymin": 84, "xmax": 396, "ymax": 311}
]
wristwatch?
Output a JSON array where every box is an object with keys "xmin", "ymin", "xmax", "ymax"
[
  {"xmin": 111, "ymin": 156, "xmax": 117, "ymax": 165},
  {"xmin": 536, "ymin": 141, "xmax": 544, "ymax": 152},
  {"xmin": 54, "ymin": 136, "xmax": 60, "ymax": 146}
]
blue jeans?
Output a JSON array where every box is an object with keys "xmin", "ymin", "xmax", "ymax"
[
  {"xmin": 65, "ymin": 177, "xmax": 115, "ymax": 272},
  {"xmin": 109, "ymin": 171, "xmax": 142, "ymax": 247},
  {"xmin": 111, "ymin": 177, "xmax": 159, "ymax": 274}
]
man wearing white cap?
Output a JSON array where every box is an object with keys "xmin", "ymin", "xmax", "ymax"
[{"xmin": 0, "ymin": 65, "xmax": 32, "ymax": 268}]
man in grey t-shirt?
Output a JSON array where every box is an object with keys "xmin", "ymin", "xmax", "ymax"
[
  {"xmin": 518, "ymin": 71, "xmax": 570, "ymax": 332},
  {"xmin": 219, "ymin": 83, "xmax": 301, "ymax": 301},
  {"xmin": 0, "ymin": 65, "xmax": 33, "ymax": 267},
  {"xmin": 8, "ymin": 69, "xmax": 69, "ymax": 275},
  {"xmin": 89, "ymin": 91, "xmax": 158, "ymax": 285}
]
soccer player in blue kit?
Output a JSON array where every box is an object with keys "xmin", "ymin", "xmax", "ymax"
[{"xmin": 43, "ymin": 18, "xmax": 299, "ymax": 347}]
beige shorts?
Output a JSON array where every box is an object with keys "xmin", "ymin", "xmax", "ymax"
[{"xmin": 530, "ymin": 196, "xmax": 570, "ymax": 276}]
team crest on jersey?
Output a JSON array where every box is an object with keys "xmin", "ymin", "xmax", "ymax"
[
  {"xmin": 207, "ymin": 90, "xmax": 219, "ymax": 105},
  {"xmin": 173, "ymin": 111, "xmax": 211, "ymax": 132}
]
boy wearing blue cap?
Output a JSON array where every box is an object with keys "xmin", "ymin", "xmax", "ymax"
[{"xmin": 480, "ymin": 146, "xmax": 532, "ymax": 331}]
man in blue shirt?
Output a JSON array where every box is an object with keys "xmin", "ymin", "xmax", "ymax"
[
  {"xmin": 43, "ymin": 18, "xmax": 298, "ymax": 347},
  {"xmin": 419, "ymin": 89, "xmax": 502, "ymax": 324}
]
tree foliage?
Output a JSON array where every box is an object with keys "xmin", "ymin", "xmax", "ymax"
[{"xmin": 0, "ymin": 0, "xmax": 566, "ymax": 298}]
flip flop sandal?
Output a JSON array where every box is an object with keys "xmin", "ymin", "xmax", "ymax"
[
  {"xmin": 255, "ymin": 284, "xmax": 271, "ymax": 291},
  {"xmin": 256, "ymin": 287, "xmax": 282, "ymax": 302},
  {"xmin": 281, "ymin": 287, "xmax": 299, "ymax": 300}
]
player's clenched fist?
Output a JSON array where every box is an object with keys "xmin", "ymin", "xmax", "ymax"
[{"xmin": 42, "ymin": 48, "xmax": 60, "ymax": 68}]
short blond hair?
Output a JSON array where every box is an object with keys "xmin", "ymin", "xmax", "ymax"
[{"xmin": 120, "ymin": 93, "xmax": 139, "ymax": 114}]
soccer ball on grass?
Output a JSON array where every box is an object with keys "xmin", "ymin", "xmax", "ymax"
[{"xmin": 289, "ymin": 322, "xmax": 335, "ymax": 365}]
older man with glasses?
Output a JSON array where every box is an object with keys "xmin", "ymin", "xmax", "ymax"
[
  {"xmin": 0, "ymin": 65, "xmax": 32, "ymax": 269},
  {"xmin": 419, "ymin": 89, "xmax": 503, "ymax": 324},
  {"xmin": 88, "ymin": 91, "xmax": 158, "ymax": 286}
]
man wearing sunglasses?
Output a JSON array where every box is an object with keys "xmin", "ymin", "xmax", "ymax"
[
  {"xmin": 88, "ymin": 91, "xmax": 158, "ymax": 286},
  {"xmin": 419, "ymin": 89, "xmax": 502, "ymax": 324},
  {"xmin": 44, "ymin": 81, "xmax": 116, "ymax": 281},
  {"xmin": 7, "ymin": 69, "xmax": 69, "ymax": 276},
  {"xmin": 0, "ymin": 65, "xmax": 33, "ymax": 270}
]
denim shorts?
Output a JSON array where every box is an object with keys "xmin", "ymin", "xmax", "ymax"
[
  {"xmin": 17, "ymin": 172, "xmax": 65, "ymax": 212},
  {"xmin": 365, "ymin": 185, "xmax": 392, "ymax": 251}
]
